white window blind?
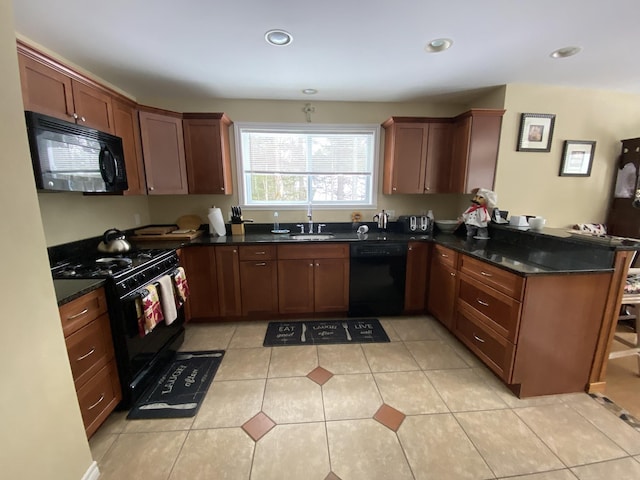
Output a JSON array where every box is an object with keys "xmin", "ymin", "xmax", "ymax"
[{"xmin": 235, "ymin": 123, "xmax": 379, "ymax": 207}]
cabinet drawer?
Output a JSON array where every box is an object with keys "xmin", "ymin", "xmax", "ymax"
[
  {"xmin": 76, "ymin": 361, "xmax": 121, "ymax": 438},
  {"xmin": 455, "ymin": 308, "xmax": 515, "ymax": 381},
  {"xmin": 459, "ymin": 255, "xmax": 524, "ymax": 299},
  {"xmin": 432, "ymin": 245, "xmax": 458, "ymax": 268},
  {"xmin": 64, "ymin": 313, "xmax": 115, "ymax": 388},
  {"xmin": 59, "ymin": 288, "xmax": 108, "ymax": 336},
  {"xmin": 239, "ymin": 245, "xmax": 277, "ymax": 261},
  {"xmin": 457, "ymin": 273, "xmax": 521, "ymax": 342},
  {"xmin": 278, "ymin": 243, "xmax": 349, "ymax": 260}
]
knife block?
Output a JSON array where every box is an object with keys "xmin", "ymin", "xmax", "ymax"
[{"xmin": 231, "ymin": 223, "xmax": 245, "ymax": 236}]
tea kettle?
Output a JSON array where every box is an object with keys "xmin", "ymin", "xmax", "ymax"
[
  {"xmin": 373, "ymin": 210, "xmax": 389, "ymax": 230},
  {"xmin": 97, "ymin": 228, "xmax": 131, "ymax": 253}
]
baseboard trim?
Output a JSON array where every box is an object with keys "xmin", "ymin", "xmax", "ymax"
[{"xmin": 81, "ymin": 461, "xmax": 100, "ymax": 480}]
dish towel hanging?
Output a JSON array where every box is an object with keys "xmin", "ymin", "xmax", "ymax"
[
  {"xmin": 136, "ymin": 284, "xmax": 164, "ymax": 337},
  {"xmin": 172, "ymin": 267, "xmax": 190, "ymax": 308},
  {"xmin": 157, "ymin": 274, "xmax": 178, "ymax": 325}
]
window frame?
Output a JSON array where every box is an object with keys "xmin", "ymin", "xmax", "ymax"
[{"xmin": 233, "ymin": 122, "xmax": 380, "ymax": 210}]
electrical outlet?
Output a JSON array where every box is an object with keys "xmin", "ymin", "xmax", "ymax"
[{"xmin": 133, "ymin": 213, "xmax": 141, "ymax": 226}]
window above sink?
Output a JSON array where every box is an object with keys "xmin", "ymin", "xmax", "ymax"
[{"xmin": 234, "ymin": 122, "xmax": 380, "ymax": 209}]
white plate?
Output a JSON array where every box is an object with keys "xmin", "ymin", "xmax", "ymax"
[{"xmin": 271, "ymin": 229, "xmax": 290, "ymax": 234}]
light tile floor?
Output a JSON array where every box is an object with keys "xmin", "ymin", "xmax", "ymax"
[{"xmin": 90, "ymin": 316, "xmax": 640, "ymax": 480}]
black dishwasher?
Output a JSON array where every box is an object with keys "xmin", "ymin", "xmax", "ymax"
[{"xmin": 349, "ymin": 242, "xmax": 407, "ymax": 317}]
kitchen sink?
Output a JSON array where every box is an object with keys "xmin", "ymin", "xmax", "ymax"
[{"xmin": 290, "ymin": 233, "xmax": 335, "ymax": 240}]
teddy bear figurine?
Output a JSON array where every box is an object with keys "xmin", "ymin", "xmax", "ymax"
[{"xmin": 460, "ymin": 188, "xmax": 497, "ymax": 239}]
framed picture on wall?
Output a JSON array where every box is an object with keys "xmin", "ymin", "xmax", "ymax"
[
  {"xmin": 517, "ymin": 113, "xmax": 556, "ymax": 152},
  {"xmin": 559, "ymin": 140, "xmax": 596, "ymax": 177}
]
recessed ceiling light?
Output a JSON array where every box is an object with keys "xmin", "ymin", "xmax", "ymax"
[
  {"xmin": 265, "ymin": 29, "xmax": 293, "ymax": 46},
  {"xmin": 425, "ymin": 38, "xmax": 453, "ymax": 53},
  {"xmin": 550, "ymin": 46, "xmax": 582, "ymax": 58},
  {"xmin": 302, "ymin": 89, "xmax": 317, "ymax": 95}
]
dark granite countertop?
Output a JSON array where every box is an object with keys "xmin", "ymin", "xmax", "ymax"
[
  {"xmin": 51, "ymin": 221, "xmax": 639, "ymax": 306},
  {"xmin": 54, "ymin": 278, "xmax": 106, "ymax": 306}
]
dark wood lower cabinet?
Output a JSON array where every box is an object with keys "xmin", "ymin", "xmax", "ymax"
[
  {"xmin": 240, "ymin": 259, "xmax": 279, "ymax": 316},
  {"xmin": 277, "ymin": 259, "xmax": 315, "ymax": 314},
  {"xmin": 182, "ymin": 246, "xmax": 219, "ymax": 320},
  {"xmin": 405, "ymin": 241, "xmax": 430, "ymax": 312},
  {"xmin": 215, "ymin": 246, "xmax": 242, "ymax": 317}
]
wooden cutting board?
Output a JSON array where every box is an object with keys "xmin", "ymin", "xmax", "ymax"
[
  {"xmin": 134, "ymin": 226, "xmax": 176, "ymax": 236},
  {"xmin": 130, "ymin": 230, "xmax": 203, "ymax": 241}
]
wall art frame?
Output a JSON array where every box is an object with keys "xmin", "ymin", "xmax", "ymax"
[
  {"xmin": 559, "ymin": 140, "xmax": 596, "ymax": 177},
  {"xmin": 517, "ymin": 113, "xmax": 556, "ymax": 152}
]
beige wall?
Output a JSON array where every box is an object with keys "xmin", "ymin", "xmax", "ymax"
[
  {"xmin": 496, "ymin": 84, "xmax": 640, "ymax": 227},
  {"xmin": 1, "ymin": 2, "xmax": 94, "ymax": 479}
]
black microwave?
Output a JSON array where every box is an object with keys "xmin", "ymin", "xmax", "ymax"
[{"xmin": 25, "ymin": 111, "xmax": 128, "ymax": 193}]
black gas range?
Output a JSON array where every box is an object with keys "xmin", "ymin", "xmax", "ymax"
[{"xmin": 51, "ymin": 247, "xmax": 185, "ymax": 408}]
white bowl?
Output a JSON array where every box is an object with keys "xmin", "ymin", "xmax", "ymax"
[{"xmin": 435, "ymin": 220, "xmax": 459, "ymax": 233}]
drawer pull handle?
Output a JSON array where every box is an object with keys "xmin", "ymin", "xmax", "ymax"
[
  {"xmin": 480, "ymin": 271, "xmax": 493, "ymax": 277},
  {"xmin": 87, "ymin": 394, "xmax": 105, "ymax": 410},
  {"xmin": 67, "ymin": 308, "xmax": 89, "ymax": 320},
  {"xmin": 77, "ymin": 347, "xmax": 96, "ymax": 361},
  {"xmin": 477, "ymin": 299, "xmax": 489, "ymax": 307},
  {"xmin": 440, "ymin": 253, "xmax": 449, "ymax": 258},
  {"xmin": 254, "ymin": 251, "xmax": 266, "ymax": 255},
  {"xmin": 255, "ymin": 262, "xmax": 267, "ymax": 266},
  {"xmin": 473, "ymin": 334, "xmax": 486, "ymax": 343}
]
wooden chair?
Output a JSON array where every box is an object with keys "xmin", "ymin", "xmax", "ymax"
[{"xmin": 609, "ymin": 266, "xmax": 640, "ymax": 375}]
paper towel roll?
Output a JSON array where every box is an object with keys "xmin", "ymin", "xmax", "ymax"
[{"xmin": 208, "ymin": 207, "xmax": 226, "ymax": 236}]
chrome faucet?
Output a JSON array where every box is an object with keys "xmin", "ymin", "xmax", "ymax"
[{"xmin": 307, "ymin": 202, "xmax": 313, "ymax": 234}]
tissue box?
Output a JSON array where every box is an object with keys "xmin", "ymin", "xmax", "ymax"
[{"xmin": 509, "ymin": 215, "xmax": 529, "ymax": 227}]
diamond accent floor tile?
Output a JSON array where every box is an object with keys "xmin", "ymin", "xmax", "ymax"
[
  {"xmin": 308, "ymin": 366, "xmax": 334, "ymax": 385},
  {"xmin": 324, "ymin": 472, "xmax": 342, "ymax": 480},
  {"xmin": 374, "ymin": 403, "xmax": 406, "ymax": 432},
  {"xmin": 242, "ymin": 411, "xmax": 276, "ymax": 442}
]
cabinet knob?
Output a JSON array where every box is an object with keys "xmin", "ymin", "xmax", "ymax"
[
  {"xmin": 220, "ymin": 187, "xmax": 225, "ymax": 191},
  {"xmin": 80, "ymin": 116, "xmax": 86, "ymax": 122},
  {"xmin": 392, "ymin": 187, "xmax": 397, "ymax": 191},
  {"xmin": 450, "ymin": 272, "xmax": 456, "ymax": 277},
  {"xmin": 149, "ymin": 186, "xmax": 154, "ymax": 191},
  {"xmin": 72, "ymin": 112, "xmax": 79, "ymax": 120}
]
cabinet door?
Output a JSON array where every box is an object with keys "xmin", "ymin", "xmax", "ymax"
[
  {"xmin": 240, "ymin": 260, "xmax": 278, "ymax": 315},
  {"xmin": 278, "ymin": 258, "xmax": 315, "ymax": 314},
  {"xmin": 314, "ymin": 258, "xmax": 349, "ymax": 313},
  {"xmin": 183, "ymin": 115, "xmax": 233, "ymax": 195},
  {"xmin": 449, "ymin": 110, "xmax": 504, "ymax": 193},
  {"xmin": 112, "ymin": 99, "xmax": 146, "ymax": 195},
  {"xmin": 70, "ymin": 80, "xmax": 115, "ymax": 133},
  {"xmin": 215, "ymin": 246, "xmax": 242, "ymax": 317},
  {"xmin": 428, "ymin": 259, "xmax": 457, "ymax": 330},
  {"xmin": 449, "ymin": 116, "xmax": 472, "ymax": 193},
  {"xmin": 385, "ymin": 123, "xmax": 429, "ymax": 194},
  {"xmin": 182, "ymin": 247, "xmax": 219, "ymax": 320},
  {"xmin": 404, "ymin": 242, "xmax": 430, "ymax": 312},
  {"xmin": 424, "ymin": 122, "xmax": 453, "ymax": 193},
  {"xmin": 138, "ymin": 111, "xmax": 188, "ymax": 194},
  {"xmin": 18, "ymin": 52, "xmax": 74, "ymax": 121}
]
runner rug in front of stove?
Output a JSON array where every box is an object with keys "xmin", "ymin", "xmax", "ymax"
[{"xmin": 127, "ymin": 350, "xmax": 224, "ymax": 419}]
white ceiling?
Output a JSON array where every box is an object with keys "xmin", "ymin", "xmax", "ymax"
[{"xmin": 11, "ymin": 0, "xmax": 640, "ymax": 103}]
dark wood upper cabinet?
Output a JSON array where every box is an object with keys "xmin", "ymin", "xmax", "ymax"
[
  {"xmin": 449, "ymin": 109, "xmax": 505, "ymax": 193},
  {"xmin": 112, "ymin": 98, "xmax": 146, "ymax": 195},
  {"xmin": 183, "ymin": 113, "xmax": 233, "ymax": 195},
  {"xmin": 138, "ymin": 109, "xmax": 188, "ymax": 195},
  {"xmin": 382, "ymin": 110, "xmax": 503, "ymax": 195},
  {"xmin": 17, "ymin": 43, "xmax": 115, "ymax": 134},
  {"xmin": 382, "ymin": 117, "xmax": 452, "ymax": 194}
]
